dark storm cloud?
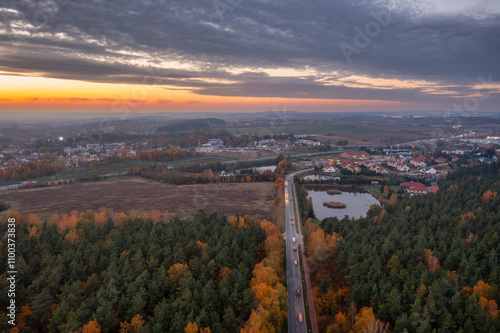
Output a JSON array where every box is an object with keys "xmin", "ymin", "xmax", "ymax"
[{"xmin": 0, "ymin": 0, "xmax": 499, "ymax": 104}]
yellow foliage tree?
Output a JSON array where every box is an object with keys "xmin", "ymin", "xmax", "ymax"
[
  {"xmin": 184, "ymin": 322, "xmax": 199, "ymax": 333},
  {"xmin": 241, "ymin": 306, "xmax": 272, "ymax": 333},
  {"xmin": 243, "ymin": 261, "xmax": 287, "ymax": 332},
  {"xmin": 168, "ymin": 263, "xmax": 189, "ymax": 285},
  {"xmin": 150, "ymin": 210, "xmax": 161, "ymax": 224},
  {"xmin": 306, "ymin": 229, "xmax": 339, "ymax": 274},
  {"xmin": 64, "ymin": 229, "xmax": 79, "ymax": 245},
  {"xmin": 250, "ymin": 263, "xmax": 280, "ymax": 288},
  {"xmin": 353, "ymin": 307, "xmax": 390, "ymax": 333}
]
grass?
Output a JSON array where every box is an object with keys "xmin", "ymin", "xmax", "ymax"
[
  {"xmin": 311, "ymin": 219, "xmax": 321, "ymax": 227},
  {"xmin": 368, "ymin": 185, "xmax": 400, "ymax": 197},
  {"xmin": 368, "ymin": 185, "xmax": 382, "ymax": 195},
  {"xmin": 390, "ymin": 185, "xmax": 401, "ymax": 192}
]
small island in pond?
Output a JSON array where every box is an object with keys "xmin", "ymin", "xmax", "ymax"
[
  {"xmin": 323, "ymin": 201, "xmax": 347, "ymax": 209},
  {"xmin": 326, "ymin": 189, "xmax": 342, "ymax": 195}
]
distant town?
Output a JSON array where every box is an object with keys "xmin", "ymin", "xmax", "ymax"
[{"xmin": 0, "ymin": 112, "xmax": 498, "ymax": 191}]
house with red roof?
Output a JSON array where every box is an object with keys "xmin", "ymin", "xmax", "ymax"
[
  {"xmin": 400, "ymin": 181, "xmax": 433, "ymax": 195},
  {"xmin": 323, "ymin": 163, "xmax": 337, "ymax": 172},
  {"xmin": 340, "ymin": 151, "xmax": 370, "ymax": 159}
]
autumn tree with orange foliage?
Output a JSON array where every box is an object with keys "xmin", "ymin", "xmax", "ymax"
[
  {"xmin": 119, "ymin": 314, "xmax": 144, "ymax": 333},
  {"xmin": 259, "ymin": 219, "xmax": 286, "ymax": 278},
  {"xmin": 424, "ymin": 248, "xmax": 441, "ymax": 273},
  {"xmin": 306, "ymin": 228, "xmax": 339, "ymax": 274},
  {"xmin": 302, "ymin": 162, "xmax": 500, "ymax": 332},
  {"xmin": 241, "ymin": 217, "xmax": 288, "ymax": 333},
  {"xmin": 0, "ymin": 210, "xmax": 273, "ymax": 332},
  {"xmin": 389, "ymin": 193, "xmax": 398, "ymax": 205},
  {"xmin": 184, "ymin": 322, "xmax": 199, "ymax": 333},
  {"xmin": 168, "ymin": 263, "xmax": 189, "ymax": 285},
  {"xmin": 326, "ymin": 312, "xmax": 350, "ymax": 333},
  {"xmin": 481, "ymin": 189, "xmax": 498, "ymax": 200},
  {"xmin": 82, "ymin": 319, "xmax": 102, "ymax": 333},
  {"xmin": 274, "ymin": 177, "xmax": 284, "ymax": 191},
  {"xmin": 228, "ymin": 215, "xmax": 246, "ymax": 230}
]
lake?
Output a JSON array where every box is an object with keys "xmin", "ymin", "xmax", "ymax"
[{"xmin": 307, "ymin": 190, "xmax": 379, "ymax": 220}]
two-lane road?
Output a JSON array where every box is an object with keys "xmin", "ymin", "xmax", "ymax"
[{"xmin": 285, "ymin": 175, "xmax": 307, "ymax": 333}]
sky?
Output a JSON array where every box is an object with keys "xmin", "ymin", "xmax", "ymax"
[{"xmin": 0, "ymin": 0, "xmax": 499, "ymax": 114}]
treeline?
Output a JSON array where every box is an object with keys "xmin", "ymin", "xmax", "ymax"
[
  {"xmin": 137, "ymin": 146, "xmax": 199, "ymax": 162},
  {"xmin": 136, "ymin": 153, "xmax": 292, "ymax": 186},
  {"xmin": 304, "ymin": 162, "xmax": 500, "ymax": 332},
  {"xmin": 154, "ymin": 129, "xmax": 248, "ymax": 149},
  {"xmin": 0, "ymin": 210, "xmax": 287, "ymax": 332},
  {"xmin": 139, "ymin": 168, "xmax": 277, "ymax": 185},
  {"xmin": 157, "ymin": 119, "xmax": 227, "ymax": 133},
  {"xmin": 0, "ymin": 160, "xmax": 66, "ymax": 183}
]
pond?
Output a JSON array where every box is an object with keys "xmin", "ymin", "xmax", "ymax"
[{"xmin": 307, "ymin": 190, "xmax": 379, "ymax": 220}]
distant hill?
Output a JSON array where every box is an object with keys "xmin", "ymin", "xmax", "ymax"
[{"xmin": 157, "ymin": 118, "xmax": 226, "ymax": 132}]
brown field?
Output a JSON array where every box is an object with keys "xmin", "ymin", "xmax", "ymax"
[
  {"xmin": 216, "ymin": 150, "xmax": 277, "ymax": 160},
  {"xmin": 0, "ymin": 178, "xmax": 276, "ymax": 221}
]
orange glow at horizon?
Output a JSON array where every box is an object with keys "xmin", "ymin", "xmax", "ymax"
[{"xmin": 0, "ymin": 73, "xmax": 444, "ymax": 113}]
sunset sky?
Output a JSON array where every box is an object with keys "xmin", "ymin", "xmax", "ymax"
[{"xmin": 0, "ymin": 0, "xmax": 499, "ymax": 113}]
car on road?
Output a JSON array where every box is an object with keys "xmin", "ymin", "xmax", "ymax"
[
  {"xmin": 292, "ymin": 237, "xmax": 296, "ymax": 243},
  {"xmin": 292, "ymin": 247, "xmax": 297, "ymax": 251},
  {"xmin": 298, "ymin": 313, "xmax": 304, "ymax": 322},
  {"xmin": 291, "ymin": 220, "xmax": 295, "ymax": 225},
  {"xmin": 290, "ymin": 217, "xmax": 294, "ymax": 221},
  {"xmin": 293, "ymin": 260, "xmax": 298, "ymax": 266},
  {"xmin": 289, "ymin": 198, "xmax": 292, "ymax": 201},
  {"xmin": 296, "ymin": 289, "xmax": 301, "ymax": 296}
]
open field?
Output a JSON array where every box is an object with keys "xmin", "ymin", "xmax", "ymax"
[
  {"xmin": 0, "ymin": 178, "xmax": 276, "ymax": 221},
  {"xmin": 232, "ymin": 122, "xmax": 450, "ymax": 144}
]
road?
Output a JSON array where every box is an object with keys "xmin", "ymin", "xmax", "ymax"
[
  {"xmin": 285, "ymin": 169, "xmax": 318, "ymax": 333},
  {"xmin": 284, "ymin": 174, "xmax": 306, "ymax": 333}
]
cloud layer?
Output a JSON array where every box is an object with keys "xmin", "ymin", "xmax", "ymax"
[{"xmin": 0, "ymin": 0, "xmax": 499, "ymax": 109}]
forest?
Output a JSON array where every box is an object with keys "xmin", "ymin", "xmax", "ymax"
[
  {"xmin": 301, "ymin": 162, "xmax": 500, "ymax": 332},
  {"xmin": 0, "ymin": 210, "xmax": 287, "ymax": 333}
]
